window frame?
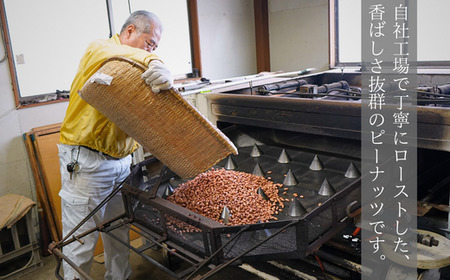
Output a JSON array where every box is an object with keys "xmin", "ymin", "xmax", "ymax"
[
  {"xmin": 0, "ymin": 0, "xmax": 201, "ymax": 109},
  {"xmin": 329, "ymin": 0, "xmax": 450, "ymax": 69}
]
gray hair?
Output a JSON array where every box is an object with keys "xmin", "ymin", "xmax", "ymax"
[{"xmin": 120, "ymin": 10, "xmax": 162, "ymax": 34}]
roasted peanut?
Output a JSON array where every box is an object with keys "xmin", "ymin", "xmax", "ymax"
[{"xmin": 167, "ymin": 168, "xmax": 283, "ymax": 226}]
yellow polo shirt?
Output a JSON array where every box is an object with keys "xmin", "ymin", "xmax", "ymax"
[{"xmin": 60, "ymin": 34, "xmax": 160, "ymax": 158}]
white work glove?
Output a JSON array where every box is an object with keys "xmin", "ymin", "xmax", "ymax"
[{"xmin": 141, "ymin": 60, "xmax": 173, "ymax": 93}]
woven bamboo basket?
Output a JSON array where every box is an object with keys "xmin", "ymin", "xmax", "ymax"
[{"xmin": 78, "ymin": 56, "xmax": 237, "ymax": 178}]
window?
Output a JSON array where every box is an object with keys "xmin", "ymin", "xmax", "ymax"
[
  {"xmin": 331, "ymin": 0, "xmax": 450, "ymax": 67},
  {"xmin": 0, "ymin": 0, "xmax": 196, "ymax": 107}
]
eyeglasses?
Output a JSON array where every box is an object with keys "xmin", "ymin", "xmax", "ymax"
[{"xmin": 145, "ymin": 39, "xmax": 157, "ymax": 50}]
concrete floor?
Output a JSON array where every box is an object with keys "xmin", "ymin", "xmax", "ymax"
[
  {"xmin": 13, "ymin": 244, "xmax": 332, "ymax": 280},
  {"xmin": 14, "ymin": 239, "xmax": 268, "ymax": 280},
  {"xmin": 7, "ymin": 233, "xmax": 341, "ymax": 280},
  {"xmin": 16, "ymin": 249, "xmax": 196, "ymax": 280}
]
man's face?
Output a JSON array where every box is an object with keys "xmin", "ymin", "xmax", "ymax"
[{"xmin": 122, "ymin": 24, "xmax": 161, "ymax": 53}]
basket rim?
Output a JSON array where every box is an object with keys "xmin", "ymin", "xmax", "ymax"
[{"xmin": 102, "ymin": 56, "xmax": 148, "ymax": 71}]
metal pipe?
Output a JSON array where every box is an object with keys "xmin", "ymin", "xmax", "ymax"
[
  {"xmin": 49, "ymin": 242, "xmax": 93, "ymax": 280},
  {"xmin": 181, "ymin": 68, "xmax": 315, "ymax": 96},
  {"xmin": 185, "ymin": 225, "xmax": 251, "ymax": 280},
  {"xmin": 58, "ymin": 174, "xmax": 131, "ymax": 245},
  {"xmin": 325, "ymin": 239, "xmax": 360, "ymax": 256},
  {"xmin": 57, "ymin": 213, "xmax": 126, "ymax": 248},
  {"xmin": 103, "ymin": 230, "xmax": 180, "ymax": 279},
  {"xmin": 257, "ymin": 79, "xmax": 308, "ymax": 94},
  {"xmin": 109, "ymin": 221, "xmax": 199, "ymax": 266},
  {"xmin": 315, "ymin": 249, "xmax": 370, "ymax": 276}
]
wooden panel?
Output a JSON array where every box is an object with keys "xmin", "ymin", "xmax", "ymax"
[
  {"xmin": 24, "ymin": 132, "xmax": 60, "ymax": 243},
  {"xmin": 254, "ymin": 0, "xmax": 270, "ymax": 72},
  {"xmin": 32, "ymin": 125, "xmax": 62, "ymax": 237},
  {"xmin": 188, "ymin": 0, "xmax": 202, "ymax": 76}
]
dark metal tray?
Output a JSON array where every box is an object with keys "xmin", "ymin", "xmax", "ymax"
[{"xmin": 121, "ymin": 127, "xmax": 361, "ymax": 266}]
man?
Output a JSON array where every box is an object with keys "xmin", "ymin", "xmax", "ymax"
[{"xmin": 58, "ymin": 10, "xmax": 172, "ymax": 280}]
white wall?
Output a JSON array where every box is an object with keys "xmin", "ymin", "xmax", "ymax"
[
  {"xmin": 0, "ymin": 63, "xmax": 32, "ymax": 198},
  {"xmin": 0, "ymin": 59, "xmax": 68, "ymax": 201},
  {"xmin": 0, "ymin": 0, "xmax": 330, "ymax": 202},
  {"xmin": 197, "ymin": 0, "xmax": 258, "ymax": 80},
  {"xmin": 269, "ymin": 0, "xmax": 329, "ymax": 72}
]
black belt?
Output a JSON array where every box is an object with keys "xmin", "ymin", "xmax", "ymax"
[{"xmin": 81, "ymin": 146, "xmax": 121, "ymax": 160}]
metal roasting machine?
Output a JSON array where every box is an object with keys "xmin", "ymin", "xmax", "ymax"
[{"xmin": 49, "ymin": 69, "xmax": 450, "ymax": 280}]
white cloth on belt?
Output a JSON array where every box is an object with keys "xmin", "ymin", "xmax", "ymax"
[{"xmin": 58, "ymin": 144, "xmax": 132, "ymax": 280}]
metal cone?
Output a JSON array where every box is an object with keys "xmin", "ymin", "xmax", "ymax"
[
  {"xmin": 318, "ymin": 178, "xmax": 336, "ymax": 196},
  {"xmin": 252, "ymin": 163, "xmax": 265, "ymax": 177},
  {"xmin": 309, "ymin": 155, "xmax": 323, "ymax": 171},
  {"xmin": 220, "ymin": 206, "xmax": 231, "ymax": 225},
  {"xmin": 283, "ymin": 169, "xmax": 298, "ymax": 186},
  {"xmin": 287, "ymin": 198, "xmax": 307, "ymax": 217},
  {"xmin": 257, "ymin": 187, "xmax": 269, "ymax": 200},
  {"xmin": 345, "ymin": 162, "xmax": 361, "ymax": 178},
  {"xmin": 162, "ymin": 185, "xmax": 174, "ymax": 199},
  {"xmin": 277, "ymin": 149, "xmax": 291, "ymax": 163},
  {"xmin": 224, "ymin": 156, "xmax": 237, "ymax": 170},
  {"xmin": 250, "ymin": 144, "xmax": 263, "ymax": 157}
]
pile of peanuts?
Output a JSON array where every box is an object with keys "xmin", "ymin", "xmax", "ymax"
[{"xmin": 167, "ymin": 168, "xmax": 284, "ymax": 226}]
